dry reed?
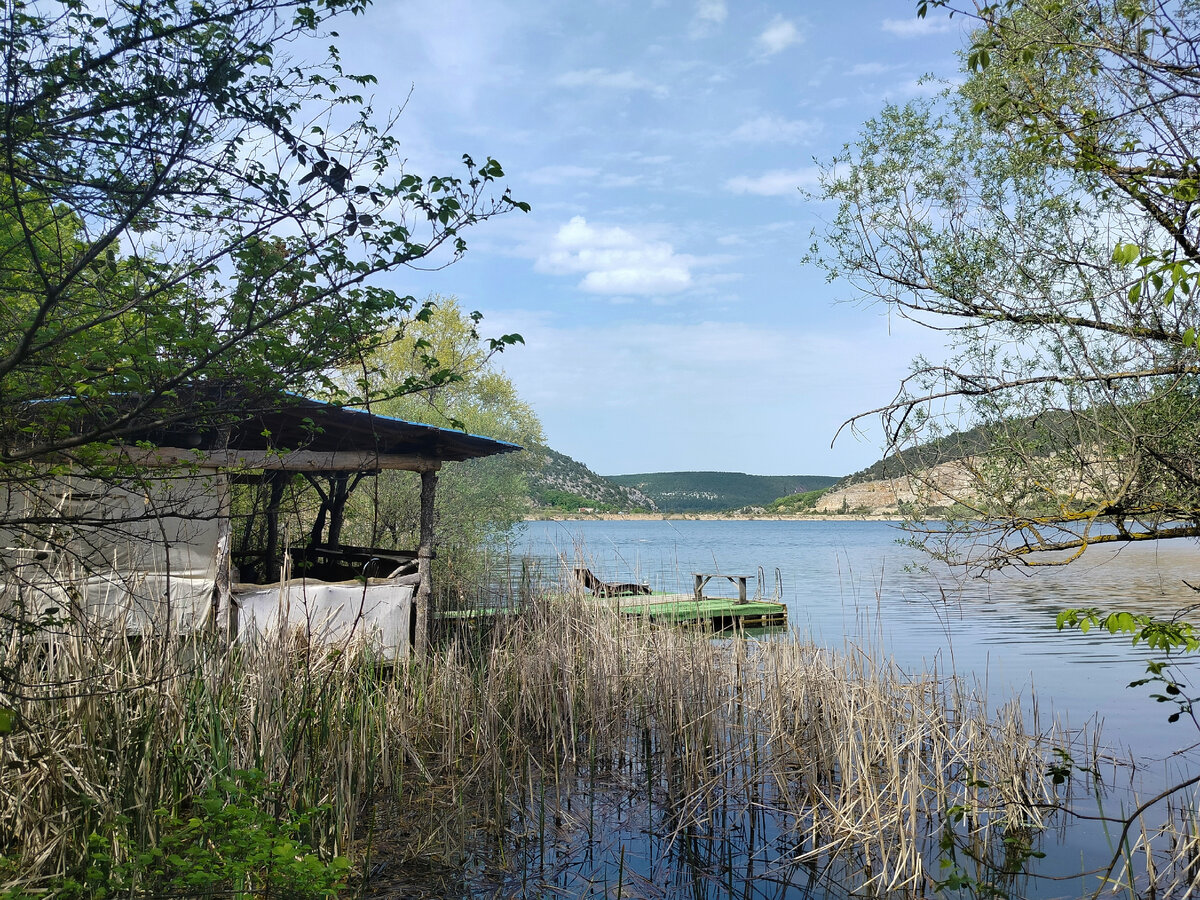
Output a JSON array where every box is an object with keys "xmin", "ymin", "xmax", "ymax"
[{"xmin": 0, "ymin": 571, "xmax": 1179, "ymax": 898}]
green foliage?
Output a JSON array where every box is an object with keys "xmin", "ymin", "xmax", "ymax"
[
  {"xmin": 533, "ymin": 488, "xmax": 623, "ymax": 513},
  {"xmin": 78, "ymin": 770, "xmax": 348, "ymax": 899},
  {"xmin": 1058, "ymin": 608, "xmax": 1200, "ymax": 724},
  {"xmin": 767, "ymin": 487, "xmax": 830, "ymax": 513},
  {"xmin": 1056, "ymin": 608, "xmax": 1200, "ymax": 652},
  {"xmin": 1, "ymin": 0, "xmax": 523, "ymax": 464},
  {"xmin": 343, "ymin": 297, "xmax": 543, "ymax": 580},
  {"xmin": 815, "ymin": 0, "xmax": 1200, "ymax": 567}
]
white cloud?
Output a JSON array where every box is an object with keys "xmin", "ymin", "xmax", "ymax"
[
  {"xmin": 729, "ymin": 114, "xmax": 820, "ymax": 144},
  {"xmin": 757, "ymin": 16, "xmax": 803, "ymax": 55},
  {"xmin": 724, "ymin": 168, "xmax": 822, "ymax": 196},
  {"xmin": 881, "ymin": 16, "xmax": 954, "ymax": 37},
  {"xmin": 535, "ymin": 216, "xmax": 693, "ymax": 295},
  {"xmin": 556, "ymin": 68, "xmax": 667, "ymax": 97},
  {"xmin": 690, "ymin": 0, "xmax": 727, "ymax": 36},
  {"xmin": 848, "ymin": 61, "xmax": 898, "ymax": 76}
]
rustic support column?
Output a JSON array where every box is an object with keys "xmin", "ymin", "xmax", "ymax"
[
  {"xmin": 212, "ymin": 470, "xmax": 236, "ymax": 643},
  {"xmin": 262, "ymin": 472, "xmax": 288, "ymax": 582},
  {"xmin": 303, "ymin": 473, "xmax": 331, "ymax": 547},
  {"xmin": 414, "ymin": 466, "xmax": 439, "ymax": 656},
  {"xmin": 326, "ymin": 472, "xmax": 350, "ymax": 548}
]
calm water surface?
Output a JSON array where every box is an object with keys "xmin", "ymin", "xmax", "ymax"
[
  {"xmin": 493, "ymin": 519, "xmax": 1200, "ymax": 897},
  {"xmin": 514, "ymin": 518, "xmax": 1200, "ymax": 770}
]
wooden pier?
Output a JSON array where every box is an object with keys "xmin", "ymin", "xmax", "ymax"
[
  {"xmin": 439, "ymin": 593, "xmax": 788, "ymax": 632},
  {"xmin": 617, "ymin": 593, "xmax": 787, "ymax": 630}
]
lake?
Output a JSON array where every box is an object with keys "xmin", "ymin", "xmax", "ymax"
[
  {"xmin": 509, "ymin": 518, "xmax": 1200, "ymax": 880},
  {"xmin": 513, "ymin": 519, "xmax": 1200, "ymax": 760},
  {"xmin": 489, "ymin": 519, "xmax": 1200, "ymax": 897}
]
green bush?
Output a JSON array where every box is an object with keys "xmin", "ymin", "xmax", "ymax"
[
  {"xmin": 78, "ymin": 770, "xmax": 348, "ymax": 899},
  {"xmin": 767, "ymin": 488, "xmax": 829, "ymax": 513}
]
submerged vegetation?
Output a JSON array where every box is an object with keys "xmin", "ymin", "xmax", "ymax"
[{"xmin": 3, "ymin": 568, "xmax": 1194, "ymax": 899}]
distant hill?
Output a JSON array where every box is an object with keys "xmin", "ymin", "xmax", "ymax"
[
  {"xmin": 836, "ymin": 411, "xmax": 1076, "ymax": 487},
  {"xmin": 815, "ymin": 411, "xmax": 1086, "ymax": 515},
  {"xmin": 606, "ymin": 471, "xmax": 840, "ymax": 513},
  {"xmin": 528, "ymin": 447, "xmax": 657, "ymax": 512}
]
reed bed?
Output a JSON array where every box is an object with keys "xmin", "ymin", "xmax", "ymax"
[{"xmin": 0, "ymin": 574, "xmax": 1167, "ymax": 898}]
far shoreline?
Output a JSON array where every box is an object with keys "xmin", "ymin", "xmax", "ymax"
[{"xmin": 524, "ymin": 512, "xmax": 906, "ymax": 523}]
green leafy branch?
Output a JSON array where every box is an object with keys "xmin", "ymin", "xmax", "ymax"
[{"xmin": 1057, "ymin": 607, "xmax": 1200, "ymax": 725}]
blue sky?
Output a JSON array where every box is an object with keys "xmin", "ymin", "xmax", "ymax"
[{"xmin": 330, "ymin": 1, "xmax": 973, "ymax": 476}]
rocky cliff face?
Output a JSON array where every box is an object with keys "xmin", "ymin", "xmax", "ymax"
[
  {"xmin": 814, "ymin": 460, "xmax": 979, "ymax": 514},
  {"xmin": 815, "ymin": 452, "xmax": 1121, "ymax": 515}
]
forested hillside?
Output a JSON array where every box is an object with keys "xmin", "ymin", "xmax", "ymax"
[
  {"xmin": 528, "ymin": 448, "xmax": 657, "ymax": 512},
  {"xmin": 607, "ymin": 472, "xmax": 839, "ymax": 513}
]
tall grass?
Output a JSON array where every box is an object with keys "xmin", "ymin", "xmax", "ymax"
[{"xmin": 0, "ymin": 571, "xmax": 1176, "ymax": 898}]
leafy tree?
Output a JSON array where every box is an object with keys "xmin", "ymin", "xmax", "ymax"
[
  {"xmin": 0, "ymin": 7, "xmax": 530, "ymax": 887},
  {"xmin": 815, "ymin": 0, "xmax": 1200, "ymax": 570},
  {"xmin": 0, "ymin": 0, "xmax": 526, "ymax": 469},
  {"xmin": 0, "ymin": 0, "xmax": 527, "ymax": 717},
  {"xmin": 0, "ymin": 0, "xmax": 527, "ymax": 623},
  {"xmin": 818, "ymin": 6, "xmax": 1200, "ymax": 888},
  {"xmin": 342, "ymin": 297, "xmax": 543, "ymax": 591}
]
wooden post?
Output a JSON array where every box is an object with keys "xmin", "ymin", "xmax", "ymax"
[
  {"xmin": 326, "ymin": 472, "xmax": 350, "ymax": 548},
  {"xmin": 208, "ymin": 425, "xmax": 236, "ymax": 644},
  {"xmin": 414, "ymin": 466, "xmax": 439, "ymax": 656},
  {"xmin": 213, "ymin": 470, "xmax": 236, "ymax": 642},
  {"xmin": 262, "ymin": 472, "xmax": 288, "ymax": 582}
]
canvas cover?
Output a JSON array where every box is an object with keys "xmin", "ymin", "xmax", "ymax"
[
  {"xmin": 0, "ymin": 468, "xmax": 223, "ymax": 633},
  {"xmin": 235, "ymin": 580, "xmax": 415, "ymax": 655},
  {"xmin": 0, "ymin": 467, "xmax": 416, "ymax": 655}
]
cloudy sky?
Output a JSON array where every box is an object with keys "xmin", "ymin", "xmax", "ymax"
[{"xmin": 329, "ymin": 1, "xmax": 972, "ymax": 476}]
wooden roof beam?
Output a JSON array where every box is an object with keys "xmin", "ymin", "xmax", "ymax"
[{"xmin": 115, "ymin": 447, "xmax": 443, "ymax": 473}]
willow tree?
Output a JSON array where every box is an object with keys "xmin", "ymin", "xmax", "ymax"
[
  {"xmin": 816, "ymin": 0, "xmax": 1200, "ymax": 570},
  {"xmin": 343, "ymin": 298, "xmax": 544, "ymax": 598}
]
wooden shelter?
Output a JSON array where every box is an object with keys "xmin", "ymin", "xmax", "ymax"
[{"xmin": 1, "ymin": 393, "xmax": 520, "ymax": 656}]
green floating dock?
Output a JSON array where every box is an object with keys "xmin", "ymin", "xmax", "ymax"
[{"xmin": 617, "ymin": 594, "xmax": 787, "ymax": 630}]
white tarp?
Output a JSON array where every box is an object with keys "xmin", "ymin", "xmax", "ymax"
[
  {"xmin": 234, "ymin": 580, "xmax": 415, "ymax": 655},
  {"xmin": 0, "ymin": 468, "xmax": 222, "ymax": 632},
  {"xmin": 1, "ymin": 467, "xmax": 416, "ymax": 655}
]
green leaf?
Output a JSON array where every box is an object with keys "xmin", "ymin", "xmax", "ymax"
[{"xmin": 1111, "ymin": 242, "xmax": 1140, "ymax": 266}]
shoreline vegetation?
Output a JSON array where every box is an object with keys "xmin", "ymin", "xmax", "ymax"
[
  {"xmin": 6, "ymin": 554, "xmax": 1199, "ymax": 897},
  {"xmin": 5, "ymin": 572, "xmax": 1154, "ymax": 899},
  {"xmin": 525, "ymin": 511, "xmax": 905, "ymax": 522}
]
